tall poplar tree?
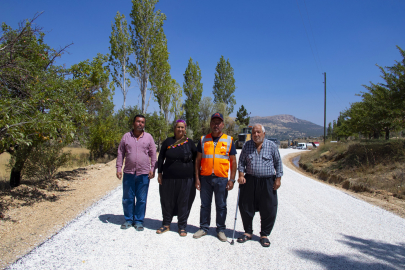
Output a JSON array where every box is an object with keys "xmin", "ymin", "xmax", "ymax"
[
  {"xmin": 150, "ymin": 25, "xmax": 171, "ymax": 121},
  {"xmin": 170, "ymin": 80, "xmax": 184, "ymax": 121},
  {"xmin": 129, "ymin": 0, "xmax": 166, "ymax": 113},
  {"xmin": 109, "ymin": 12, "xmax": 132, "ymax": 109},
  {"xmin": 213, "ymin": 55, "xmax": 236, "ymax": 114},
  {"xmin": 183, "ymin": 58, "xmax": 203, "ymax": 139}
]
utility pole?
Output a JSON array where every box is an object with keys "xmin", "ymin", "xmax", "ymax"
[{"xmin": 323, "ymin": 72, "xmax": 326, "ymax": 145}]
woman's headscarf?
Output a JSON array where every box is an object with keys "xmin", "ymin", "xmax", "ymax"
[{"xmin": 168, "ymin": 119, "xmax": 188, "ymax": 149}]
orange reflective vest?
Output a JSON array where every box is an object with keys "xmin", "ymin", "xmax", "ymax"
[{"xmin": 200, "ymin": 133, "xmax": 233, "ymax": 178}]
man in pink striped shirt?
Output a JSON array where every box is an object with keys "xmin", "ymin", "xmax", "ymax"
[{"xmin": 116, "ymin": 114, "xmax": 157, "ymax": 231}]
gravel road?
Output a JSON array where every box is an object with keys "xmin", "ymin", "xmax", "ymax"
[{"xmin": 8, "ymin": 149, "xmax": 405, "ymax": 270}]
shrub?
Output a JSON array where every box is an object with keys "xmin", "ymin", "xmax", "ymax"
[
  {"xmin": 15, "ymin": 141, "xmax": 71, "ymax": 182},
  {"xmin": 342, "ymin": 180, "xmax": 351, "ymax": 189}
]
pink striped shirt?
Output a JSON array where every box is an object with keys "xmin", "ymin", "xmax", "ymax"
[{"xmin": 116, "ymin": 131, "xmax": 157, "ymax": 175}]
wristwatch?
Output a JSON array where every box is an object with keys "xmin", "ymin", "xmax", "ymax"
[{"xmin": 229, "ymin": 179, "xmax": 236, "ymax": 183}]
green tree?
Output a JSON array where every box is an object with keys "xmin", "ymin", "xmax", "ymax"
[
  {"xmin": 339, "ymin": 46, "xmax": 405, "ymax": 141},
  {"xmin": 0, "ymin": 15, "xmax": 79, "ymax": 154},
  {"xmin": 150, "ymin": 25, "xmax": 172, "ymax": 123},
  {"xmin": 335, "ymin": 112, "xmax": 353, "ymax": 140},
  {"xmin": 129, "ymin": 0, "xmax": 166, "ymax": 114},
  {"xmin": 169, "ymin": 79, "xmax": 183, "ymax": 121},
  {"xmin": 235, "ymin": 105, "xmax": 250, "ymax": 127},
  {"xmin": 114, "ymin": 105, "xmax": 142, "ymax": 135},
  {"xmin": 183, "ymin": 58, "xmax": 203, "ymax": 139},
  {"xmin": 327, "ymin": 122, "xmax": 333, "ymax": 139},
  {"xmin": 212, "ymin": 55, "xmax": 236, "ymax": 114},
  {"xmin": 146, "ymin": 111, "xmax": 167, "ymax": 151},
  {"xmin": 360, "ymin": 46, "xmax": 405, "ymax": 139},
  {"xmin": 199, "ymin": 96, "xmax": 215, "ymax": 135},
  {"xmin": 0, "ymin": 17, "xmax": 110, "ymax": 187},
  {"xmin": 109, "ymin": 11, "xmax": 132, "ymax": 109},
  {"xmin": 86, "ymin": 96, "xmax": 119, "ymax": 160},
  {"xmin": 332, "ymin": 120, "xmax": 337, "ymax": 140}
]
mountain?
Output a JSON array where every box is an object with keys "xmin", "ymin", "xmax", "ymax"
[{"xmin": 249, "ymin": 114, "xmax": 323, "ymax": 140}]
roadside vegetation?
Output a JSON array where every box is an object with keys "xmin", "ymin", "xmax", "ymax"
[
  {"xmin": 299, "ymin": 140, "xmax": 405, "ymax": 200},
  {"xmin": 328, "ymin": 46, "xmax": 405, "ymax": 141},
  {"xmin": 0, "ymin": 1, "xmax": 253, "ymax": 220}
]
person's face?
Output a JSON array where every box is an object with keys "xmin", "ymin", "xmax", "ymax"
[
  {"xmin": 133, "ymin": 117, "xmax": 145, "ymax": 132},
  {"xmin": 210, "ymin": 118, "xmax": 224, "ymax": 134},
  {"xmin": 174, "ymin": 122, "xmax": 186, "ymax": 138},
  {"xmin": 252, "ymin": 126, "xmax": 265, "ymax": 143}
]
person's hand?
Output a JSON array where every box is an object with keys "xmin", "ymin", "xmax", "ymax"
[
  {"xmin": 148, "ymin": 170, "xmax": 155, "ymax": 179},
  {"xmin": 238, "ymin": 176, "xmax": 246, "ymax": 185},
  {"xmin": 226, "ymin": 180, "xmax": 234, "ymax": 191},
  {"xmin": 273, "ymin": 177, "xmax": 281, "ymax": 190},
  {"xmin": 116, "ymin": 172, "xmax": 122, "ymax": 180},
  {"xmin": 158, "ymin": 173, "xmax": 162, "ymax": 185},
  {"xmin": 195, "ymin": 178, "xmax": 201, "ymax": 191}
]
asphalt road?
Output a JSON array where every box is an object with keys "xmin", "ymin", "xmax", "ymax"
[{"xmin": 8, "ymin": 149, "xmax": 405, "ymax": 270}]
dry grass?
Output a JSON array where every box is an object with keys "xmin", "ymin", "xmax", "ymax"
[
  {"xmin": 299, "ymin": 140, "xmax": 405, "ymax": 199},
  {"xmin": 0, "ymin": 146, "xmax": 106, "ymax": 218},
  {"xmin": 59, "ymin": 147, "xmax": 91, "ymax": 171},
  {"xmin": 0, "ymin": 147, "xmax": 96, "ymax": 191},
  {"xmin": 0, "ymin": 152, "xmax": 11, "ymax": 179}
]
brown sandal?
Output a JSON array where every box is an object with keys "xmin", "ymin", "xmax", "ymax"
[
  {"xmin": 156, "ymin": 226, "xmax": 170, "ymax": 234},
  {"xmin": 178, "ymin": 229, "xmax": 187, "ymax": 237}
]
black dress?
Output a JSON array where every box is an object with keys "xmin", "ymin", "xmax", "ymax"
[{"xmin": 157, "ymin": 137, "xmax": 197, "ymax": 230}]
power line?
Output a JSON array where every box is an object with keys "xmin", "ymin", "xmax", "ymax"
[
  {"xmin": 296, "ymin": 0, "xmax": 321, "ymax": 74},
  {"xmin": 303, "ymin": 0, "xmax": 323, "ymax": 71}
]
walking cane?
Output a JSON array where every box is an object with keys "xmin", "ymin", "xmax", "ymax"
[{"xmin": 230, "ymin": 186, "xmax": 241, "ymax": 245}]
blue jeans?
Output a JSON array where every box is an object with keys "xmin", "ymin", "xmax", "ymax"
[
  {"xmin": 122, "ymin": 173, "xmax": 150, "ymax": 225},
  {"xmin": 199, "ymin": 175, "xmax": 228, "ymax": 233}
]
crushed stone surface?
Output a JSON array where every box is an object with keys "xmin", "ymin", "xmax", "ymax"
[{"xmin": 8, "ymin": 149, "xmax": 405, "ymax": 270}]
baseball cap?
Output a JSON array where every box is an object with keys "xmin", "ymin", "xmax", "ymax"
[{"xmin": 211, "ymin": 112, "xmax": 224, "ymax": 121}]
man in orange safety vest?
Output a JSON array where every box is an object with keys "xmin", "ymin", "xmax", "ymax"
[{"xmin": 193, "ymin": 112, "xmax": 237, "ymax": 242}]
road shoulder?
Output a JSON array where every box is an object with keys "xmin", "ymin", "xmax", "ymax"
[
  {"xmin": 0, "ymin": 159, "xmax": 120, "ymax": 269},
  {"xmin": 283, "ymin": 152, "xmax": 405, "ymax": 219}
]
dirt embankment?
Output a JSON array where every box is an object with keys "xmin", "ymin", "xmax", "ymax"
[
  {"xmin": 0, "ymin": 160, "xmax": 120, "ymax": 269},
  {"xmin": 283, "ymin": 151, "xmax": 405, "ymax": 219}
]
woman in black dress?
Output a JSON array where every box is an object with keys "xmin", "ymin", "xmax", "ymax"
[{"xmin": 156, "ymin": 120, "xmax": 197, "ymax": 236}]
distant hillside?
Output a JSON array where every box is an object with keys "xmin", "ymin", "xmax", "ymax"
[{"xmin": 249, "ymin": 114, "xmax": 323, "ymax": 140}]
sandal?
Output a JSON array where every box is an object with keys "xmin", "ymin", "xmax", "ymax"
[
  {"xmin": 178, "ymin": 229, "xmax": 187, "ymax": 237},
  {"xmin": 260, "ymin": 237, "xmax": 270, "ymax": 247},
  {"xmin": 156, "ymin": 226, "xmax": 170, "ymax": 234},
  {"xmin": 237, "ymin": 234, "xmax": 252, "ymax": 243}
]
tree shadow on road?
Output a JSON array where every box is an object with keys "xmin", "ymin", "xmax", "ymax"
[{"xmin": 293, "ymin": 234, "xmax": 405, "ymax": 270}]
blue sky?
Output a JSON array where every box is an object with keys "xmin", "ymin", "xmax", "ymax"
[{"xmin": 2, "ymin": 0, "xmax": 405, "ymax": 126}]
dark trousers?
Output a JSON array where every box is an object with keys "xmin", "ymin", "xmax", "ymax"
[
  {"xmin": 159, "ymin": 178, "xmax": 196, "ymax": 230},
  {"xmin": 239, "ymin": 174, "xmax": 278, "ymax": 236},
  {"xmin": 199, "ymin": 175, "xmax": 228, "ymax": 233}
]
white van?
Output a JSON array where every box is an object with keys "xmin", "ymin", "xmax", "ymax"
[{"xmin": 297, "ymin": 143, "xmax": 307, "ymax": 150}]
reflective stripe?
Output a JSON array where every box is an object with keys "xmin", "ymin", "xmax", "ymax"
[
  {"xmin": 225, "ymin": 137, "xmax": 232, "ymax": 153},
  {"xmin": 201, "ymin": 136, "xmax": 205, "ymax": 153},
  {"xmin": 202, "ymin": 154, "xmax": 214, "ymax": 159},
  {"xmin": 214, "ymin": 154, "xmax": 229, "ymax": 160},
  {"xmin": 201, "ymin": 135, "xmax": 213, "ymax": 154}
]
